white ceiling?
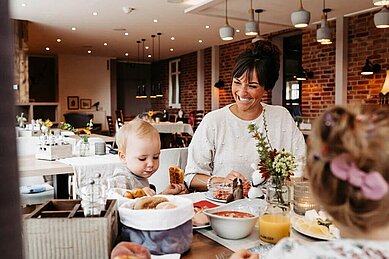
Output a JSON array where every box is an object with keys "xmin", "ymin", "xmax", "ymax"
[{"xmin": 9, "ymin": 0, "xmax": 378, "ymax": 61}]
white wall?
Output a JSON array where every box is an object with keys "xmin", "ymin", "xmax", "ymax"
[{"xmin": 58, "ymin": 55, "xmax": 112, "ymax": 130}]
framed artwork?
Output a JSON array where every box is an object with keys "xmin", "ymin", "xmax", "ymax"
[
  {"xmin": 67, "ymin": 96, "xmax": 79, "ymax": 110},
  {"xmin": 80, "ymin": 99, "xmax": 92, "ymax": 109}
]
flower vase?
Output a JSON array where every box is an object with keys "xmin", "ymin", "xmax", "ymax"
[
  {"xmin": 79, "ymin": 138, "xmax": 90, "ymax": 157},
  {"xmin": 266, "ymin": 178, "xmax": 290, "ymax": 207}
]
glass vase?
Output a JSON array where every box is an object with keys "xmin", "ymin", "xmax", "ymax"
[
  {"xmin": 79, "ymin": 140, "xmax": 90, "ymax": 157},
  {"xmin": 266, "ymin": 178, "xmax": 290, "ymax": 207}
]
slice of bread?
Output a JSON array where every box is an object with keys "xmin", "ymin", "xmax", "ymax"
[{"xmin": 169, "ymin": 166, "xmax": 184, "ymax": 185}]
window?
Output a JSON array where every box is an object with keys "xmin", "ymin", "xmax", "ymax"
[
  {"xmin": 285, "ymin": 81, "xmax": 301, "ymax": 105},
  {"xmin": 169, "ymin": 59, "xmax": 181, "ymax": 108}
]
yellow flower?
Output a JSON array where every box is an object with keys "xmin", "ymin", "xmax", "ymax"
[
  {"xmin": 44, "ymin": 119, "xmax": 53, "ymax": 128},
  {"xmin": 147, "ymin": 110, "xmax": 154, "ymax": 117}
]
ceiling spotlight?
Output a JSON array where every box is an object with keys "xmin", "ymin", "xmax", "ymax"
[
  {"xmin": 361, "ymin": 59, "xmax": 381, "ymax": 75},
  {"xmin": 45, "ymin": 47, "xmax": 50, "ymax": 51},
  {"xmin": 374, "ymin": 6, "xmax": 389, "ymax": 28},
  {"xmin": 145, "ymin": 46, "xmax": 149, "ymax": 49},
  {"xmin": 124, "ymin": 32, "xmax": 129, "ymax": 36},
  {"xmin": 103, "ymin": 42, "xmax": 108, "ymax": 46},
  {"xmin": 153, "ymin": 19, "xmax": 158, "ymax": 23},
  {"xmin": 148, "ymin": 54, "xmax": 152, "ymax": 58},
  {"xmin": 21, "ymin": 3, "xmax": 26, "ymax": 7},
  {"xmin": 92, "ymin": 11, "xmax": 98, "ymax": 16},
  {"xmin": 125, "ymin": 53, "xmax": 129, "ymax": 56},
  {"xmin": 198, "ymin": 39, "xmax": 203, "ymax": 43},
  {"xmin": 205, "ymin": 25, "xmax": 210, "ymax": 29},
  {"xmin": 171, "ymin": 37, "xmax": 175, "ymax": 40},
  {"xmin": 87, "ymin": 50, "xmax": 92, "ymax": 54},
  {"xmin": 245, "ymin": 0, "xmax": 258, "ymax": 36},
  {"xmin": 71, "ymin": 27, "xmax": 77, "ymax": 31},
  {"xmin": 219, "ymin": 0, "xmax": 235, "ymax": 41},
  {"xmin": 56, "ymin": 38, "xmax": 61, "ymax": 43},
  {"xmin": 291, "ymin": 0, "xmax": 311, "ymax": 28},
  {"xmin": 373, "ymin": 0, "xmax": 389, "ymax": 6},
  {"xmin": 170, "ymin": 48, "xmax": 174, "ymax": 52}
]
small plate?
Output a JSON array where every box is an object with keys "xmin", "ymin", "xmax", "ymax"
[
  {"xmin": 204, "ymin": 192, "xmax": 228, "ymax": 203},
  {"xmin": 192, "ymin": 200, "xmax": 218, "ymax": 229},
  {"xmin": 193, "ymin": 223, "xmax": 211, "ymax": 230},
  {"xmin": 292, "ymin": 218, "xmax": 336, "ymax": 241}
]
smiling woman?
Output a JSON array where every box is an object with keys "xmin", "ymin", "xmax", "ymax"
[{"xmin": 184, "ymin": 40, "xmax": 306, "ymax": 192}]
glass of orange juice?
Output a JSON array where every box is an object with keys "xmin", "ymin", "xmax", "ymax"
[{"xmin": 259, "ymin": 204, "xmax": 290, "ymax": 244}]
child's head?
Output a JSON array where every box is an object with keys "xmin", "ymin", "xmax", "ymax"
[
  {"xmin": 116, "ymin": 118, "xmax": 161, "ymax": 178},
  {"xmin": 306, "ymin": 106, "xmax": 389, "ymax": 235}
]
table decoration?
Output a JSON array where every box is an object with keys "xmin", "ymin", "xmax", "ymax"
[
  {"xmin": 248, "ymin": 115, "xmax": 297, "ymax": 244},
  {"xmin": 16, "ymin": 112, "xmax": 27, "ymax": 128},
  {"xmin": 60, "ymin": 119, "xmax": 93, "ymax": 156},
  {"xmin": 293, "ymin": 180, "xmax": 320, "ymax": 215}
]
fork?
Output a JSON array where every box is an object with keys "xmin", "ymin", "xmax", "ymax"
[{"xmin": 215, "ymin": 251, "xmax": 232, "ymax": 259}]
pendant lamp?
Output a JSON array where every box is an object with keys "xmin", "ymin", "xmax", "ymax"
[
  {"xmin": 374, "ymin": 6, "xmax": 389, "ymax": 28},
  {"xmin": 245, "ymin": 0, "xmax": 258, "ymax": 36},
  {"xmin": 373, "ymin": 0, "xmax": 389, "ymax": 6},
  {"xmin": 156, "ymin": 32, "xmax": 163, "ymax": 98},
  {"xmin": 139, "ymin": 39, "xmax": 147, "ymax": 98},
  {"xmin": 316, "ymin": 1, "xmax": 332, "ymax": 45},
  {"xmin": 136, "ymin": 40, "xmax": 142, "ymax": 99},
  {"xmin": 291, "ymin": 0, "xmax": 311, "ymax": 28},
  {"xmin": 219, "ymin": 0, "xmax": 235, "ymax": 41},
  {"xmin": 150, "ymin": 34, "xmax": 157, "ymax": 98},
  {"xmin": 252, "ymin": 9, "xmax": 266, "ymax": 43}
]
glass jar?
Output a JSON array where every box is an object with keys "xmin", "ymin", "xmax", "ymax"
[
  {"xmin": 293, "ymin": 180, "xmax": 320, "ymax": 215},
  {"xmin": 79, "ymin": 139, "xmax": 90, "ymax": 157},
  {"xmin": 266, "ymin": 178, "xmax": 290, "ymax": 207},
  {"xmin": 259, "ymin": 203, "xmax": 291, "ymax": 244}
]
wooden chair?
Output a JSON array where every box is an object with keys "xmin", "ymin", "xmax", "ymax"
[{"xmin": 106, "ymin": 116, "xmax": 115, "ymax": 136}]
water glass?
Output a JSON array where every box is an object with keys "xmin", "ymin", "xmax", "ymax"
[{"xmin": 293, "ymin": 180, "xmax": 320, "ymax": 215}]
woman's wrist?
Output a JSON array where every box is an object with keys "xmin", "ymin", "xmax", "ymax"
[{"xmin": 206, "ymin": 175, "xmax": 223, "ymax": 190}]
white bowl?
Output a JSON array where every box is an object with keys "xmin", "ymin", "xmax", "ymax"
[{"xmin": 203, "ymin": 199, "xmax": 266, "ymax": 239}]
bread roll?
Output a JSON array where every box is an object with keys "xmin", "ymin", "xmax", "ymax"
[
  {"xmin": 134, "ymin": 197, "xmax": 169, "ymax": 210},
  {"xmin": 169, "ymin": 166, "xmax": 184, "ymax": 185},
  {"xmin": 155, "ymin": 202, "xmax": 177, "ymax": 210},
  {"xmin": 123, "ymin": 188, "xmax": 146, "ymax": 199}
]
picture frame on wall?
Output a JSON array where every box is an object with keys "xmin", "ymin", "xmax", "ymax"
[
  {"xmin": 80, "ymin": 99, "xmax": 92, "ymax": 109},
  {"xmin": 67, "ymin": 96, "xmax": 79, "ymax": 110}
]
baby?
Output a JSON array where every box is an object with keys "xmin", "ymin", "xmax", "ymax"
[{"xmin": 111, "ymin": 118, "xmax": 186, "ymax": 196}]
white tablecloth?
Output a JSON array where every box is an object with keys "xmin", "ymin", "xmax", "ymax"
[
  {"xmin": 151, "ymin": 122, "xmax": 193, "ymax": 135},
  {"xmin": 59, "ymin": 154, "xmax": 123, "ymax": 197}
]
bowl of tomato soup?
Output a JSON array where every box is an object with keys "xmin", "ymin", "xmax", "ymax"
[{"xmin": 203, "ymin": 199, "xmax": 266, "ymax": 239}]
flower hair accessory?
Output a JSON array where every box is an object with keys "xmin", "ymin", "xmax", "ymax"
[{"xmin": 330, "ymin": 153, "xmax": 389, "ymax": 200}]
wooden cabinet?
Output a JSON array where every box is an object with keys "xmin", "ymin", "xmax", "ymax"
[{"xmin": 16, "ymin": 102, "xmax": 59, "ymax": 123}]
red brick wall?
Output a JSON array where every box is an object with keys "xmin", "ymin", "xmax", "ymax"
[
  {"xmin": 301, "ymin": 21, "xmax": 336, "ymax": 120},
  {"xmin": 347, "ymin": 11, "xmax": 388, "ymax": 105},
  {"xmin": 302, "ymin": 11, "xmax": 388, "ymax": 121},
  {"xmin": 204, "ymin": 47, "xmax": 212, "ymax": 113},
  {"xmin": 152, "ymin": 11, "xmax": 388, "ymax": 120}
]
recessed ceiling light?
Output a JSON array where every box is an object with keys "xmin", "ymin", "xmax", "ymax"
[
  {"xmin": 103, "ymin": 42, "xmax": 108, "ymax": 46},
  {"xmin": 92, "ymin": 11, "xmax": 98, "ymax": 16},
  {"xmin": 56, "ymin": 38, "xmax": 61, "ymax": 43},
  {"xmin": 205, "ymin": 25, "xmax": 210, "ymax": 29},
  {"xmin": 236, "ymin": 29, "xmax": 240, "ymax": 33},
  {"xmin": 125, "ymin": 53, "xmax": 129, "ymax": 56},
  {"xmin": 71, "ymin": 27, "xmax": 77, "ymax": 31},
  {"xmin": 170, "ymin": 48, "xmax": 174, "ymax": 52},
  {"xmin": 45, "ymin": 47, "xmax": 50, "ymax": 51},
  {"xmin": 21, "ymin": 3, "xmax": 26, "ymax": 7},
  {"xmin": 145, "ymin": 46, "xmax": 149, "ymax": 50},
  {"xmin": 124, "ymin": 32, "xmax": 129, "ymax": 36},
  {"xmin": 153, "ymin": 19, "xmax": 158, "ymax": 23},
  {"xmin": 87, "ymin": 50, "xmax": 92, "ymax": 54},
  {"xmin": 148, "ymin": 54, "xmax": 152, "ymax": 58},
  {"xmin": 171, "ymin": 37, "xmax": 175, "ymax": 40},
  {"xmin": 198, "ymin": 39, "xmax": 203, "ymax": 43}
]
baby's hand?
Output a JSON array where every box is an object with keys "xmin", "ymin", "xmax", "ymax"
[
  {"xmin": 142, "ymin": 187, "xmax": 156, "ymax": 196},
  {"xmin": 162, "ymin": 183, "xmax": 187, "ymax": 195},
  {"xmin": 229, "ymin": 249, "xmax": 258, "ymax": 259}
]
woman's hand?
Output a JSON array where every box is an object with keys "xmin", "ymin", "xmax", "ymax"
[
  {"xmin": 229, "ymin": 249, "xmax": 259, "ymax": 259},
  {"xmin": 162, "ymin": 183, "xmax": 188, "ymax": 195},
  {"xmin": 142, "ymin": 187, "xmax": 156, "ymax": 196}
]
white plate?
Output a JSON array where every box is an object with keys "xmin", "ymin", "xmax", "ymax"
[
  {"xmin": 193, "ymin": 223, "xmax": 211, "ymax": 230},
  {"xmin": 204, "ymin": 191, "xmax": 228, "ymax": 203},
  {"xmin": 292, "ymin": 220, "xmax": 335, "ymax": 241}
]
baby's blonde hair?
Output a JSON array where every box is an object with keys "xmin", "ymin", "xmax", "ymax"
[
  {"xmin": 306, "ymin": 105, "xmax": 389, "ymax": 233},
  {"xmin": 115, "ymin": 118, "xmax": 160, "ymax": 153}
]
